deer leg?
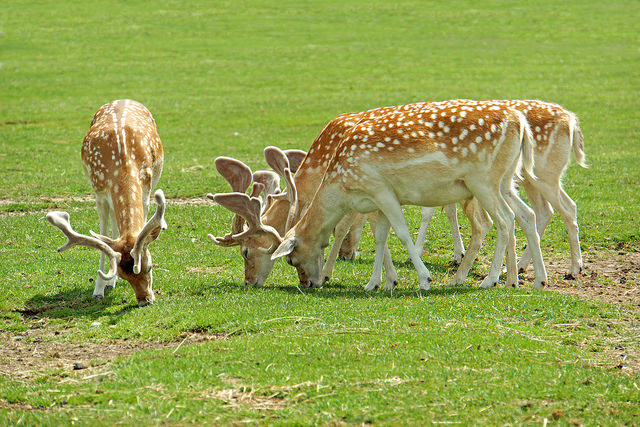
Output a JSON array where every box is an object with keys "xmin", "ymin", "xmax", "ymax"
[
  {"xmin": 504, "ymin": 219, "xmax": 518, "ymax": 287},
  {"xmin": 518, "ymin": 183, "xmax": 553, "ymax": 273},
  {"xmin": 465, "ymin": 181, "xmax": 514, "ymax": 289},
  {"xmin": 503, "ymin": 187, "xmax": 548, "ymax": 289},
  {"xmin": 365, "ymin": 212, "xmax": 390, "ymax": 292},
  {"xmin": 414, "ymin": 207, "xmax": 436, "ymax": 256},
  {"xmin": 93, "ymin": 195, "xmax": 113, "ymax": 299},
  {"xmin": 322, "ymin": 211, "xmax": 359, "ymax": 283},
  {"xmin": 374, "ymin": 192, "xmax": 432, "ymax": 290},
  {"xmin": 557, "ymin": 188, "xmax": 583, "ymax": 279},
  {"xmin": 339, "ymin": 213, "xmax": 367, "ymax": 260},
  {"xmin": 444, "ymin": 203, "xmax": 465, "ymax": 264},
  {"xmin": 449, "ymin": 198, "xmax": 491, "ymax": 285}
]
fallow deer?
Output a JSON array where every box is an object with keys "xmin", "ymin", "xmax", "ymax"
[
  {"xmin": 270, "ymin": 100, "xmax": 548, "ymax": 290},
  {"xmin": 411, "ymin": 100, "xmax": 586, "ymax": 279},
  {"xmin": 209, "ymin": 110, "xmax": 399, "ymax": 287},
  {"xmin": 47, "ymin": 99, "xmax": 166, "ymax": 307}
]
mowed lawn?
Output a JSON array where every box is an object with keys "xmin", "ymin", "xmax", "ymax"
[{"xmin": 1, "ymin": 0, "xmax": 639, "ymax": 424}]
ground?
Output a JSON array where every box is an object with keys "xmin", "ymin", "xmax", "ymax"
[
  {"xmin": 1, "ymin": 250, "xmax": 638, "ymax": 384},
  {"xmin": 2, "ymin": 197, "xmax": 639, "ymax": 384}
]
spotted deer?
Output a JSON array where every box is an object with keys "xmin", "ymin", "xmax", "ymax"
[
  {"xmin": 270, "ymin": 100, "xmax": 548, "ymax": 290},
  {"xmin": 47, "ymin": 99, "xmax": 166, "ymax": 306},
  {"xmin": 411, "ymin": 100, "xmax": 586, "ymax": 279},
  {"xmin": 209, "ymin": 110, "xmax": 399, "ymax": 287}
]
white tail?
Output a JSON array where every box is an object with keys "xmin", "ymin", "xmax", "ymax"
[{"xmin": 47, "ymin": 99, "xmax": 166, "ymax": 306}]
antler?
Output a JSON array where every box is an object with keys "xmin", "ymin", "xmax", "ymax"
[
  {"xmin": 208, "ymin": 192, "xmax": 283, "ymax": 247},
  {"xmin": 264, "ymin": 146, "xmax": 299, "ymax": 231},
  {"xmin": 215, "ymin": 156, "xmax": 253, "ymax": 234},
  {"xmin": 130, "ymin": 189, "xmax": 168, "ymax": 274},
  {"xmin": 283, "ymin": 149, "xmax": 307, "ymax": 174},
  {"xmin": 46, "ymin": 211, "xmax": 122, "ymax": 280}
]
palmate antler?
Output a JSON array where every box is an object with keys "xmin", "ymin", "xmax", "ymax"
[
  {"xmin": 46, "ymin": 211, "xmax": 122, "ymax": 280},
  {"xmin": 264, "ymin": 146, "xmax": 299, "ymax": 232},
  {"xmin": 207, "ymin": 192, "xmax": 283, "ymax": 247},
  {"xmin": 130, "ymin": 189, "xmax": 168, "ymax": 274},
  {"xmin": 215, "ymin": 157, "xmax": 253, "ymax": 234}
]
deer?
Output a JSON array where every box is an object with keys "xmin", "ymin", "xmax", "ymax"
[
  {"xmin": 46, "ymin": 99, "xmax": 167, "ymax": 307},
  {"xmin": 405, "ymin": 100, "xmax": 586, "ymax": 279},
  {"xmin": 267, "ymin": 99, "xmax": 548, "ymax": 290},
  {"xmin": 209, "ymin": 110, "xmax": 400, "ymax": 288}
]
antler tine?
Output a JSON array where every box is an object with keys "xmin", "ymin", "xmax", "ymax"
[
  {"xmin": 131, "ymin": 189, "xmax": 168, "ymax": 274},
  {"xmin": 253, "ymin": 170, "xmax": 281, "ymax": 196},
  {"xmin": 264, "ymin": 146, "xmax": 299, "ymax": 232},
  {"xmin": 283, "ymin": 149, "xmax": 307, "ymax": 174},
  {"xmin": 213, "ymin": 192, "xmax": 283, "ymax": 245},
  {"xmin": 250, "ymin": 182, "xmax": 266, "ymax": 199},
  {"xmin": 253, "ymin": 170, "xmax": 281, "ymax": 210},
  {"xmin": 46, "ymin": 211, "xmax": 121, "ymax": 280}
]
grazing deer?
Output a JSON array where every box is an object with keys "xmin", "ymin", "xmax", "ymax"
[
  {"xmin": 270, "ymin": 100, "xmax": 548, "ymax": 290},
  {"xmin": 209, "ymin": 110, "xmax": 400, "ymax": 287},
  {"xmin": 412, "ymin": 100, "xmax": 586, "ymax": 279},
  {"xmin": 47, "ymin": 99, "xmax": 166, "ymax": 306}
]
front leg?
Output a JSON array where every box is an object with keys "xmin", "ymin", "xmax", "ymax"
[
  {"xmin": 322, "ymin": 211, "xmax": 359, "ymax": 283},
  {"xmin": 365, "ymin": 212, "xmax": 390, "ymax": 292},
  {"xmin": 94, "ymin": 196, "xmax": 117, "ymax": 298},
  {"xmin": 375, "ymin": 193, "xmax": 432, "ymax": 290}
]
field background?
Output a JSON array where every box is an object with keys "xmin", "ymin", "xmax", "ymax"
[{"xmin": 1, "ymin": 0, "xmax": 639, "ymax": 424}]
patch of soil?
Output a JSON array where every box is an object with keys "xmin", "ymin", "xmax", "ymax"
[
  {"xmin": 0, "ymin": 328, "xmax": 227, "ymax": 381},
  {"xmin": 523, "ymin": 250, "xmax": 640, "ymax": 309},
  {"xmin": 0, "ymin": 197, "xmax": 213, "ymax": 217}
]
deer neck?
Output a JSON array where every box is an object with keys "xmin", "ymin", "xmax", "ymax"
[
  {"xmin": 295, "ymin": 181, "xmax": 349, "ymax": 248},
  {"xmin": 111, "ymin": 182, "xmax": 145, "ymax": 239}
]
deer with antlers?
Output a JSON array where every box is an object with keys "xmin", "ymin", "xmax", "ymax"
[
  {"xmin": 269, "ymin": 100, "xmax": 548, "ymax": 290},
  {"xmin": 47, "ymin": 99, "xmax": 167, "ymax": 307},
  {"xmin": 402, "ymin": 100, "xmax": 586, "ymax": 279},
  {"xmin": 208, "ymin": 111, "xmax": 402, "ymax": 288}
]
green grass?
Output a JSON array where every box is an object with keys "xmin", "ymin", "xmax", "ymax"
[{"xmin": 1, "ymin": 0, "xmax": 639, "ymax": 424}]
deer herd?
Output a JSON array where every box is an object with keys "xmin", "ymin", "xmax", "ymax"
[{"xmin": 47, "ymin": 98, "xmax": 587, "ymax": 306}]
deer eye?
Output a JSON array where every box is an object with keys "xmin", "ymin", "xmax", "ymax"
[{"xmin": 241, "ymin": 248, "xmax": 249, "ymax": 259}]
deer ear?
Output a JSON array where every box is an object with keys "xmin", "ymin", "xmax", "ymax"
[{"xmin": 271, "ymin": 236, "xmax": 298, "ymax": 260}]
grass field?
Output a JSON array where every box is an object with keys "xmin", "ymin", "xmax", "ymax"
[{"xmin": 1, "ymin": 0, "xmax": 639, "ymax": 424}]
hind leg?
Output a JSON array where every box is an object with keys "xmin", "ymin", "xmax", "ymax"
[
  {"xmin": 464, "ymin": 180, "xmax": 514, "ymax": 289},
  {"xmin": 503, "ymin": 185, "xmax": 548, "ymax": 289},
  {"xmin": 339, "ymin": 213, "xmax": 367, "ymax": 260},
  {"xmin": 450, "ymin": 198, "xmax": 491, "ymax": 285},
  {"xmin": 444, "ymin": 203, "xmax": 465, "ymax": 264},
  {"xmin": 518, "ymin": 183, "xmax": 553, "ymax": 273}
]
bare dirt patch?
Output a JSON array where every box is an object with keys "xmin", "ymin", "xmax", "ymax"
[
  {"xmin": 523, "ymin": 249, "xmax": 640, "ymax": 309},
  {"xmin": 0, "ymin": 196, "xmax": 214, "ymax": 217},
  {"xmin": 0, "ymin": 327, "xmax": 227, "ymax": 381}
]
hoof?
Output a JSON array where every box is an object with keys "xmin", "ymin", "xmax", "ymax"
[
  {"xmin": 323, "ymin": 276, "xmax": 330, "ymax": 284},
  {"xmin": 533, "ymin": 281, "xmax": 547, "ymax": 290},
  {"xmin": 364, "ymin": 283, "xmax": 379, "ymax": 292},
  {"xmin": 138, "ymin": 299, "xmax": 154, "ymax": 307},
  {"xmin": 518, "ymin": 267, "xmax": 526, "ymax": 274},
  {"xmin": 92, "ymin": 294, "xmax": 104, "ymax": 300},
  {"xmin": 383, "ymin": 281, "xmax": 397, "ymax": 292},
  {"xmin": 419, "ymin": 278, "xmax": 431, "ymax": 291}
]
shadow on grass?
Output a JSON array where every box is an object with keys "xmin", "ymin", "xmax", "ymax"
[
  {"xmin": 267, "ymin": 282, "xmax": 481, "ymax": 300},
  {"xmin": 19, "ymin": 283, "xmax": 139, "ymax": 321}
]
